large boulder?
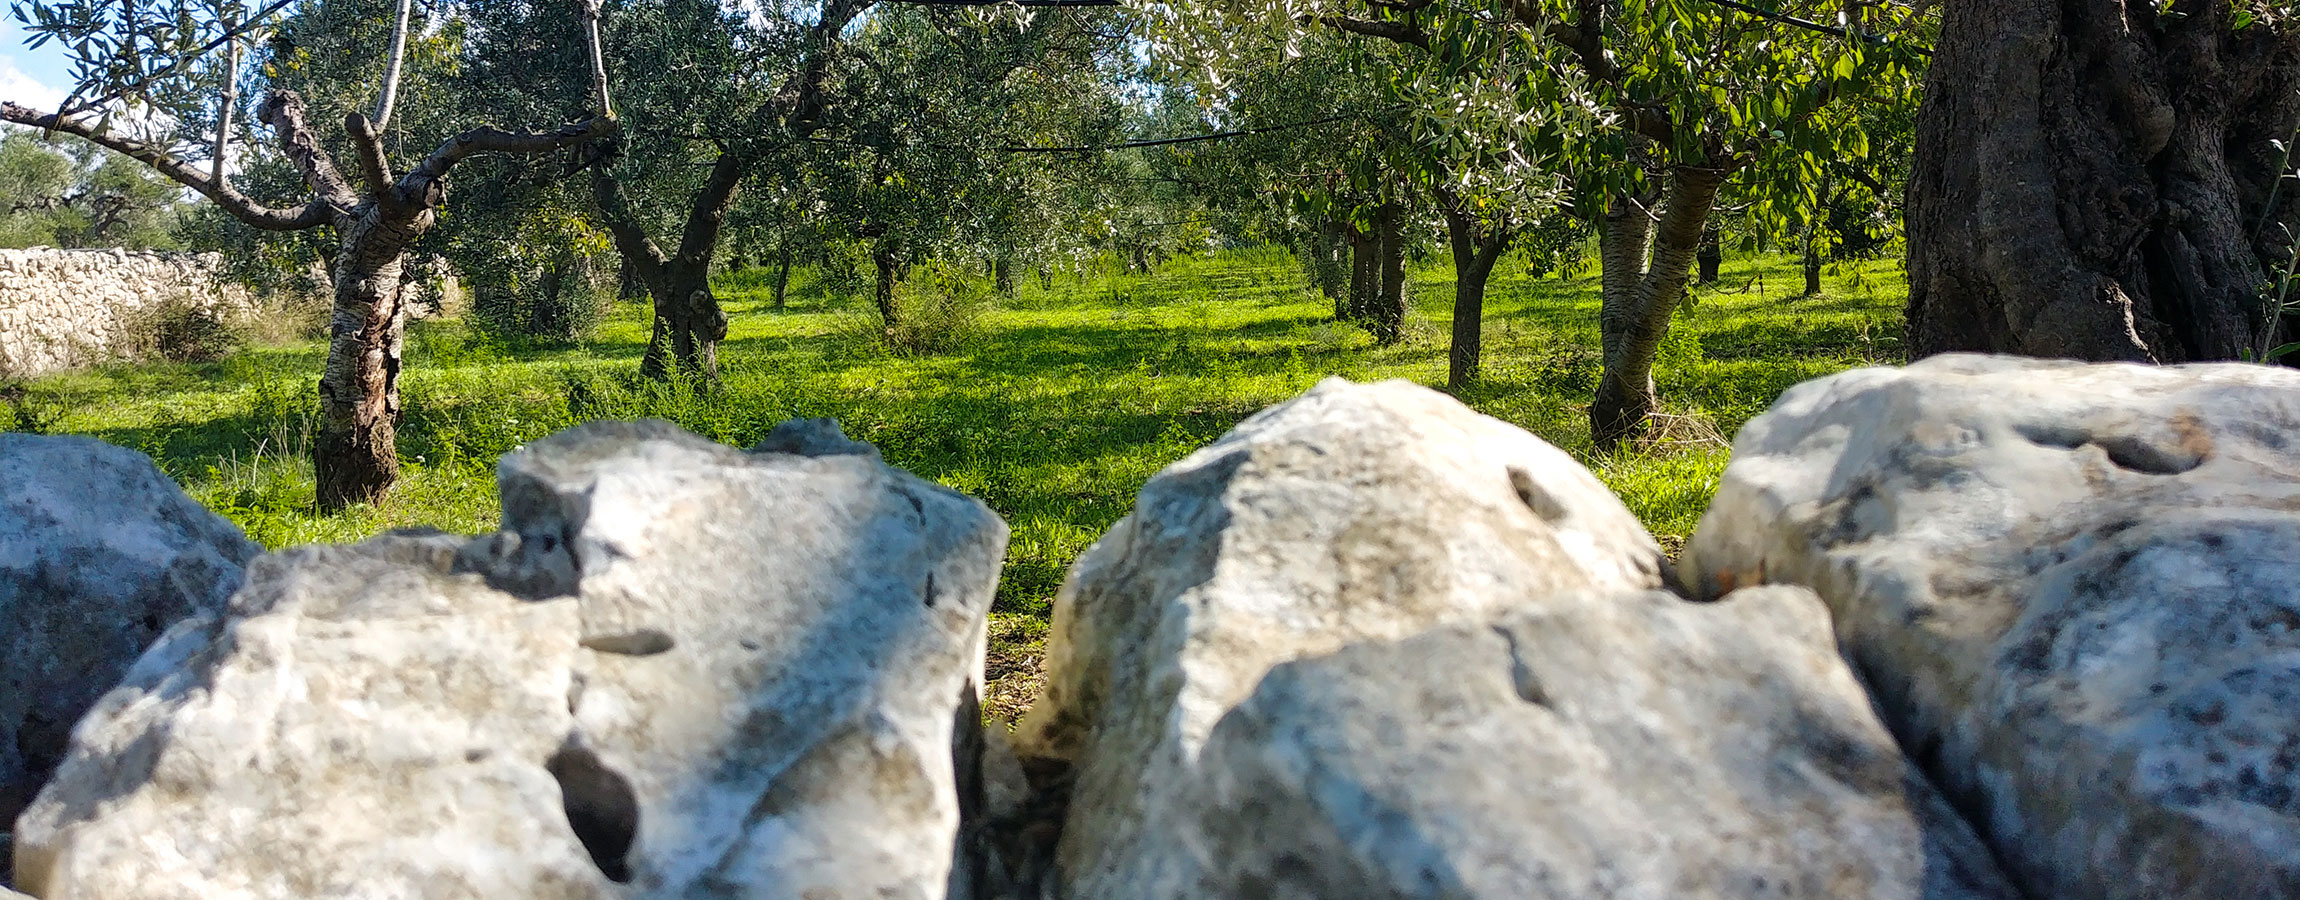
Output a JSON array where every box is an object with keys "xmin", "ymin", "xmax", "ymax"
[
  {"xmin": 478, "ymin": 419, "xmax": 1008, "ymax": 898},
  {"xmin": 0, "ymin": 434, "xmax": 258, "ymax": 834},
  {"xmin": 1008, "ymin": 378, "xmax": 1674, "ymax": 896},
  {"xmin": 1681, "ymin": 354, "xmax": 2300, "ymax": 900},
  {"xmin": 1180, "ymin": 587, "xmax": 2017, "ymax": 899},
  {"xmin": 15, "ymin": 419, "xmax": 1009, "ymax": 899},
  {"xmin": 12, "ymin": 534, "xmax": 611, "ymax": 899}
]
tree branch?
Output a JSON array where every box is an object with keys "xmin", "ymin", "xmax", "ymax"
[
  {"xmin": 373, "ymin": 0, "xmax": 416, "ymax": 128},
  {"xmin": 0, "ymin": 100, "xmax": 329, "ymax": 230},
  {"xmin": 346, "ymin": 112, "xmax": 395, "ymax": 198},
  {"xmin": 674, "ymin": 151, "xmax": 747, "ymax": 263},
  {"xmin": 399, "ymin": 117, "xmax": 617, "ymax": 206},
  {"xmin": 258, "ymin": 91, "xmax": 361, "ymax": 208},
  {"xmin": 591, "ymin": 164, "xmax": 670, "ymax": 284},
  {"xmin": 1316, "ymin": 14, "xmax": 1430, "ymax": 48},
  {"xmin": 212, "ymin": 35, "xmax": 240, "ymax": 186},
  {"xmin": 579, "ymin": 0, "xmax": 615, "ymax": 119}
]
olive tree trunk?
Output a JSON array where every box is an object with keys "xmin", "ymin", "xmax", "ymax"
[
  {"xmin": 1802, "ymin": 225, "xmax": 1822, "ymax": 297},
  {"xmin": 595, "ymin": 153, "xmax": 737, "ymax": 383},
  {"xmin": 314, "ymin": 203, "xmax": 425, "ymax": 510},
  {"xmin": 773, "ymin": 244, "xmax": 794, "ymax": 309},
  {"xmin": 1906, "ymin": 0, "xmax": 2300, "ymax": 362},
  {"xmin": 1591, "ymin": 167, "xmax": 1728, "ymax": 449},
  {"xmin": 1697, "ymin": 220, "xmax": 1722, "ymax": 284},
  {"xmin": 1435, "ymin": 185, "xmax": 1513, "ymax": 391},
  {"xmin": 874, "ymin": 244, "xmax": 902, "ymax": 337},
  {"xmin": 1346, "ymin": 224, "xmax": 1375, "ymax": 321},
  {"xmin": 1372, "ymin": 198, "xmax": 1407, "ymax": 345},
  {"xmin": 586, "ymin": 0, "xmax": 860, "ymax": 381}
]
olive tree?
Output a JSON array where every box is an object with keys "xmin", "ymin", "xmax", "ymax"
[
  {"xmin": 2, "ymin": 0, "xmax": 617, "ymax": 507},
  {"xmin": 1152, "ymin": 0, "xmax": 1925, "ymax": 445}
]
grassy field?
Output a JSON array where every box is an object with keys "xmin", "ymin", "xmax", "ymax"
[{"xmin": 5, "ymin": 245, "xmax": 1906, "ymax": 716}]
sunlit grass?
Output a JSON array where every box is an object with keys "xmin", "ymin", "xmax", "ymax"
[{"xmin": 10, "ymin": 245, "xmax": 1905, "ymax": 716}]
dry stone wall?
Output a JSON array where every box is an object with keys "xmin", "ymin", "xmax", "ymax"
[
  {"xmin": 0, "ymin": 247, "xmax": 252, "ymax": 376},
  {"xmin": 4, "ymin": 365, "xmax": 2298, "ymax": 899}
]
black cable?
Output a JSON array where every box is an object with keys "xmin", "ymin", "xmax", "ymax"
[{"xmin": 1697, "ymin": 0, "xmax": 1932, "ymax": 57}]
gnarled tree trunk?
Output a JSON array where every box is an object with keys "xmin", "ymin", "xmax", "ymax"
[
  {"xmin": 1906, "ymin": 0, "xmax": 2300, "ymax": 362},
  {"xmin": 587, "ymin": 0, "xmax": 859, "ymax": 382},
  {"xmin": 594, "ymin": 153, "xmax": 737, "ymax": 382},
  {"xmin": 314, "ymin": 202, "xmax": 425, "ymax": 510}
]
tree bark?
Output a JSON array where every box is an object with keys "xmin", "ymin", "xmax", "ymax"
[
  {"xmin": 1373, "ymin": 198, "xmax": 1407, "ymax": 345},
  {"xmin": 1697, "ymin": 219, "xmax": 1721, "ymax": 284},
  {"xmin": 773, "ymin": 244, "xmax": 793, "ymax": 310},
  {"xmin": 1346, "ymin": 224, "xmax": 1374, "ymax": 321},
  {"xmin": 313, "ymin": 201, "xmax": 424, "ymax": 510},
  {"xmin": 1436, "ymin": 187, "xmax": 1513, "ymax": 391},
  {"xmin": 1802, "ymin": 224, "xmax": 1823, "ymax": 296},
  {"xmin": 874, "ymin": 243, "xmax": 901, "ymax": 338},
  {"xmin": 1907, "ymin": 0, "xmax": 2300, "ymax": 362},
  {"xmin": 1592, "ymin": 168, "xmax": 1728, "ymax": 449}
]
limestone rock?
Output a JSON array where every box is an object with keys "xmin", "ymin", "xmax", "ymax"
[
  {"xmin": 1681, "ymin": 354, "xmax": 2300, "ymax": 900},
  {"xmin": 0, "ymin": 434, "xmax": 258, "ymax": 831},
  {"xmin": 15, "ymin": 419, "xmax": 1009, "ymax": 900},
  {"xmin": 11, "ymin": 533, "xmax": 613, "ymax": 899},
  {"xmin": 1011, "ymin": 377, "xmax": 1669, "ymax": 897},
  {"xmin": 472, "ymin": 419, "xmax": 1009, "ymax": 898},
  {"xmin": 1181, "ymin": 587, "xmax": 2017, "ymax": 899}
]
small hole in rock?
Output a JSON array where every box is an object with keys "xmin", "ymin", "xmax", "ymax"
[
  {"xmin": 580, "ymin": 629, "xmax": 676, "ymax": 656},
  {"xmin": 1508, "ymin": 467, "xmax": 1567, "ymax": 524},
  {"xmin": 2013, "ymin": 422, "xmax": 2091, "ymax": 451},
  {"xmin": 2015, "ymin": 422, "xmax": 2203, "ymax": 475},
  {"xmin": 2095, "ymin": 435, "xmax": 2203, "ymax": 475},
  {"xmin": 547, "ymin": 742, "xmax": 639, "ymax": 884}
]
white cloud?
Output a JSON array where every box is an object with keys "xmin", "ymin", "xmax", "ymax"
[{"xmin": 0, "ymin": 54, "xmax": 67, "ymax": 111}]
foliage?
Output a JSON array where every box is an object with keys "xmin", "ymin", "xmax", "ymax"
[
  {"xmin": 0, "ymin": 129, "xmax": 187, "ymax": 249},
  {"xmin": 455, "ymin": 198, "xmax": 616, "ymax": 343},
  {"xmin": 118, "ymin": 292, "xmax": 245, "ymax": 363},
  {"xmin": 858, "ymin": 258, "xmax": 995, "ymax": 356}
]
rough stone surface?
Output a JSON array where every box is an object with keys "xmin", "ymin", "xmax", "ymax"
[
  {"xmin": 15, "ymin": 419, "xmax": 1008, "ymax": 899},
  {"xmin": 12, "ymin": 533, "xmax": 613, "ymax": 899},
  {"xmin": 1010, "ymin": 377, "xmax": 1670, "ymax": 897},
  {"xmin": 1179, "ymin": 587, "xmax": 2018, "ymax": 900},
  {"xmin": 0, "ymin": 434, "xmax": 259, "ymax": 833},
  {"xmin": 1682, "ymin": 353, "xmax": 2300, "ymax": 900},
  {"xmin": 471, "ymin": 419, "xmax": 1009, "ymax": 898},
  {"xmin": 0, "ymin": 248, "xmax": 252, "ymax": 376}
]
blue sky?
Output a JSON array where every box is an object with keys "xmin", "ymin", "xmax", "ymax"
[{"xmin": 1, "ymin": 14, "xmax": 73, "ymax": 109}]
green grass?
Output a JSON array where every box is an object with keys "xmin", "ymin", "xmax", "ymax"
[{"xmin": 7, "ymin": 245, "xmax": 1905, "ymax": 717}]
